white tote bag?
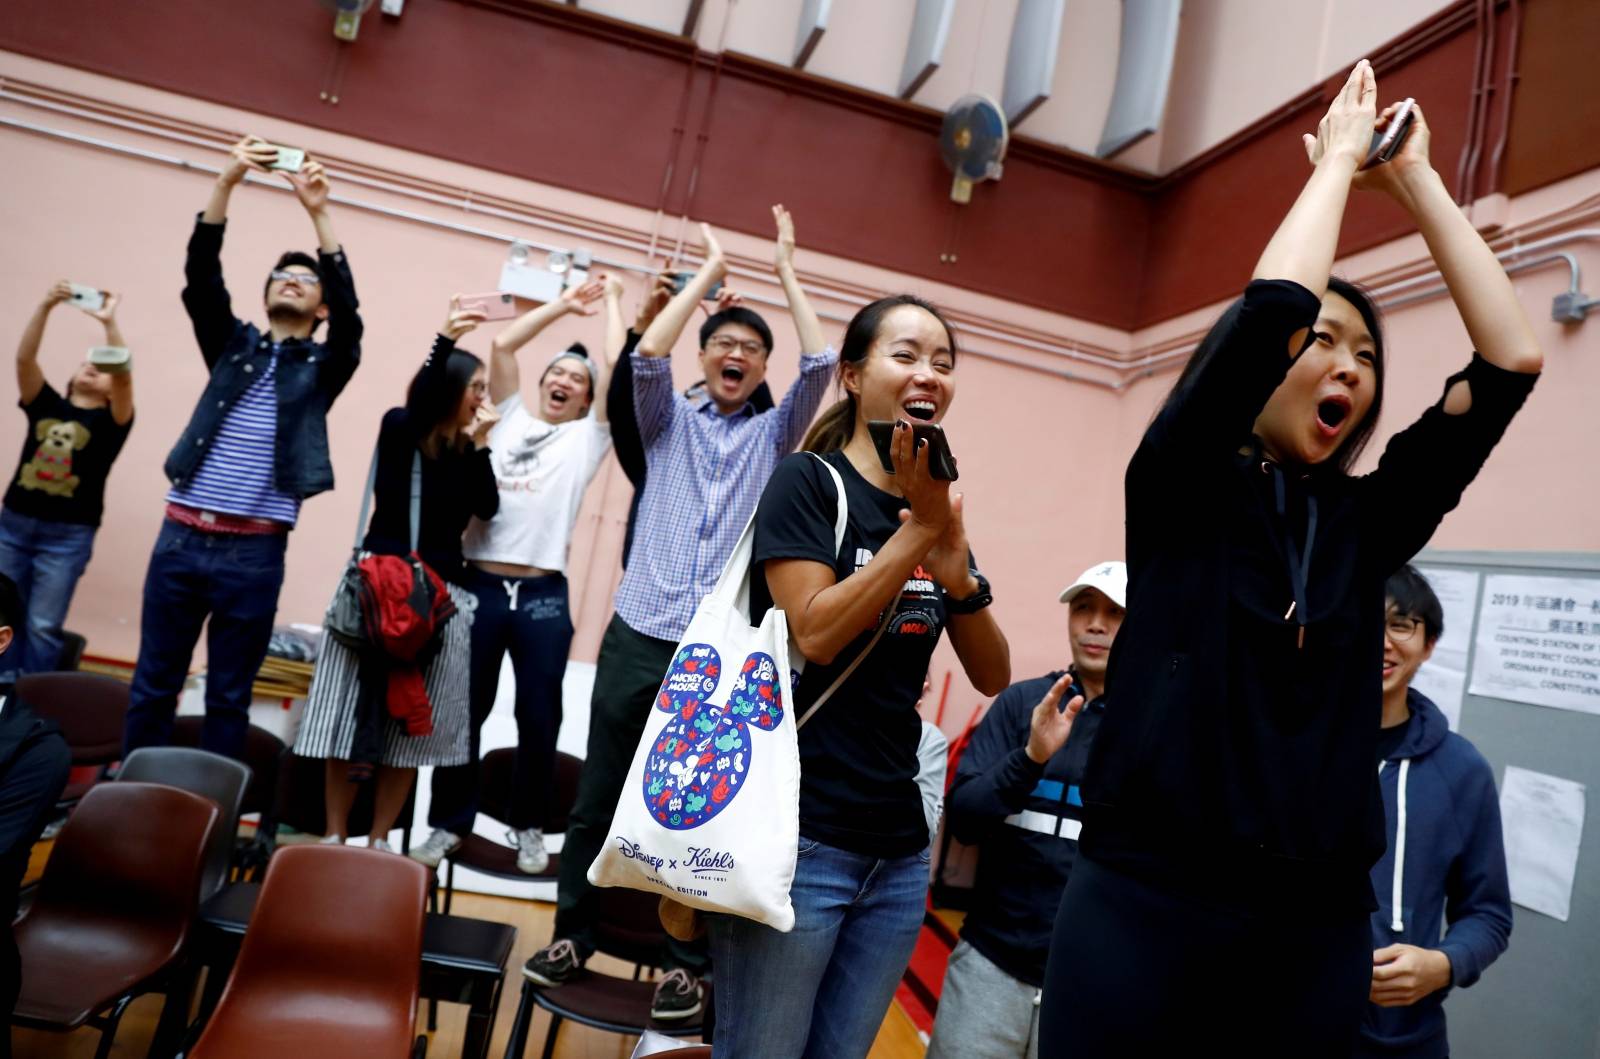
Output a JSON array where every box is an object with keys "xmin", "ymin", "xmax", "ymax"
[{"xmin": 590, "ymin": 455, "xmax": 885, "ymax": 931}]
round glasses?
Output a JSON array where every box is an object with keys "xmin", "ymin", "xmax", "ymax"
[{"xmin": 1385, "ymin": 615, "xmax": 1423, "ymax": 643}]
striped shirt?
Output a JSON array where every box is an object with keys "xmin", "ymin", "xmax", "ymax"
[
  {"xmin": 613, "ymin": 346, "xmax": 838, "ymax": 642},
  {"xmin": 167, "ymin": 344, "xmax": 301, "ymax": 525}
]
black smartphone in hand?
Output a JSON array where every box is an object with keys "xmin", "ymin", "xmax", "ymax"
[
  {"xmin": 866, "ymin": 420, "xmax": 959, "ymax": 481},
  {"xmin": 669, "ymin": 270, "xmax": 725, "ymax": 300}
]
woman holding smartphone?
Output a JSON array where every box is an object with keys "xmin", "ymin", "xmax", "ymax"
[
  {"xmin": 0, "ymin": 282, "xmax": 134, "ymax": 677},
  {"xmin": 1040, "ymin": 63, "xmax": 1542, "ymax": 1055},
  {"xmin": 411, "ymin": 277, "xmax": 611, "ymax": 875},
  {"xmin": 709, "ymin": 294, "xmax": 1011, "ymax": 1058},
  {"xmin": 295, "ymin": 299, "xmax": 500, "ymax": 848}
]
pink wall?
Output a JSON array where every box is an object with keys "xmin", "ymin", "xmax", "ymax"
[{"xmin": 2, "ymin": 50, "xmax": 1594, "ymax": 740}]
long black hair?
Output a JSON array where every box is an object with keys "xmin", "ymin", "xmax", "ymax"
[
  {"xmin": 1156, "ymin": 276, "xmax": 1385, "ymax": 473},
  {"xmin": 406, "ymin": 346, "xmax": 484, "ymax": 458},
  {"xmin": 801, "ymin": 294, "xmax": 958, "ymax": 454}
]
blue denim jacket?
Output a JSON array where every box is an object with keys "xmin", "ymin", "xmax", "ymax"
[{"xmin": 163, "ymin": 215, "xmax": 363, "ymax": 500}]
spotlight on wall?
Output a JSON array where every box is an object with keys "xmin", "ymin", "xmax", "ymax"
[{"xmin": 498, "ymin": 243, "xmax": 592, "ymax": 303}]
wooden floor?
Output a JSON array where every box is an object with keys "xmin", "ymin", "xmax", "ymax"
[{"xmin": 10, "ymin": 875, "xmax": 928, "ymax": 1059}]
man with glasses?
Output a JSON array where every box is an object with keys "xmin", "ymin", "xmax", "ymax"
[
  {"xmin": 524, "ymin": 207, "xmax": 835, "ymax": 1021},
  {"xmin": 1362, "ymin": 564, "xmax": 1511, "ymax": 1058},
  {"xmin": 123, "ymin": 134, "xmax": 362, "ymax": 763}
]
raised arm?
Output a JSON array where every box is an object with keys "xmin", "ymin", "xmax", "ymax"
[
  {"xmin": 636, "ymin": 224, "xmax": 727, "ymax": 358},
  {"xmin": 487, "ymin": 280, "xmax": 605, "ymax": 406},
  {"xmin": 286, "ymin": 159, "xmax": 364, "ymax": 402},
  {"xmin": 1362, "ymin": 104, "xmax": 1542, "ymax": 383},
  {"xmin": 186, "ymin": 136, "xmax": 273, "ymax": 367},
  {"xmin": 85, "ymin": 294, "xmax": 134, "ymax": 426},
  {"xmin": 1254, "ymin": 60, "xmax": 1375, "ymax": 293},
  {"xmin": 15, "ymin": 282, "xmax": 70, "ymax": 405},
  {"xmin": 772, "ymin": 205, "xmax": 825, "ymax": 356}
]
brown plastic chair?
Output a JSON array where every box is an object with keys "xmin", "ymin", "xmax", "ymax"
[
  {"xmin": 188, "ymin": 843, "xmax": 429, "ymax": 1059},
  {"xmin": 650, "ymin": 1048, "xmax": 712, "ymax": 1059},
  {"xmin": 11, "ymin": 781, "xmax": 219, "ymax": 1059},
  {"xmin": 16, "ymin": 671, "xmax": 129, "ymax": 805}
]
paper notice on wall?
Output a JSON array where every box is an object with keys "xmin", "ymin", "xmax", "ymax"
[
  {"xmin": 1468, "ymin": 575, "xmax": 1600, "ymax": 716},
  {"xmin": 1499, "ymin": 765, "xmax": 1586, "ymax": 922},
  {"xmin": 1412, "ymin": 567, "xmax": 1481, "ymax": 730}
]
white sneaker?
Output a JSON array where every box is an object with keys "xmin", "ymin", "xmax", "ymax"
[
  {"xmin": 371, "ymin": 838, "xmax": 395, "ymax": 854},
  {"xmin": 512, "ymin": 828, "xmax": 549, "ymax": 874},
  {"xmin": 319, "ymin": 833, "xmax": 344, "ymax": 845},
  {"xmin": 409, "ymin": 828, "xmax": 462, "ymax": 868}
]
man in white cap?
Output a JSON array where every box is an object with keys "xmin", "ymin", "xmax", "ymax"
[{"xmin": 927, "ymin": 561, "xmax": 1127, "ymax": 1059}]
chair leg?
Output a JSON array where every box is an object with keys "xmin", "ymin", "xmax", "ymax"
[
  {"xmin": 538, "ymin": 1014, "xmax": 562, "ymax": 1059},
  {"xmin": 503, "ymin": 980, "xmax": 536, "ymax": 1059},
  {"xmin": 428, "ymin": 995, "xmax": 438, "ymax": 1032},
  {"xmin": 93, "ymin": 994, "xmax": 134, "ymax": 1059},
  {"xmin": 443, "ymin": 858, "xmax": 455, "ymax": 916},
  {"xmin": 148, "ymin": 965, "xmax": 200, "ymax": 1059}
]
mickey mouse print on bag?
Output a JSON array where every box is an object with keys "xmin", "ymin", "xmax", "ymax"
[{"xmin": 642, "ymin": 643, "xmax": 783, "ymax": 830}]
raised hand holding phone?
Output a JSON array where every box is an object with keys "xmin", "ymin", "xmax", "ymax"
[{"xmin": 441, "ymin": 295, "xmax": 488, "ymax": 341}]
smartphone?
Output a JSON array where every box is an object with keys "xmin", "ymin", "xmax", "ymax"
[
  {"xmin": 1363, "ymin": 98, "xmax": 1416, "ymax": 170},
  {"xmin": 866, "ymin": 420, "xmax": 959, "ymax": 482},
  {"xmin": 458, "ymin": 292, "xmax": 520, "ymax": 321},
  {"xmin": 68, "ymin": 283, "xmax": 106, "ymax": 313},
  {"xmin": 266, "ymin": 145, "xmax": 305, "ymax": 172},
  {"xmin": 87, "ymin": 345, "xmax": 131, "ymax": 372},
  {"xmin": 669, "ymin": 270, "xmax": 725, "ymax": 300}
]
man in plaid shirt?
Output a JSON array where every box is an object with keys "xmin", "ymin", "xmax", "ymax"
[{"xmin": 525, "ymin": 207, "xmax": 837, "ymax": 1019}]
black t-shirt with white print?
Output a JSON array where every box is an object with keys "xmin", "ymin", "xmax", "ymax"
[{"xmin": 751, "ymin": 449, "xmax": 972, "ymax": 859}]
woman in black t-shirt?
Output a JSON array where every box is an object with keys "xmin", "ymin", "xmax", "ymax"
[
  {"xmin": 295, "ymin": 298, "xmax": 499, "ymax": 850},
  {"xmin": 1040, "ymin": 67, "xmax": 1543, "ymax": 1057},
  {"xmin": 0, "ymin": 282, "xmax": 134, "ymax": 677},
  {"xmin": 708, "ymin": 294, "xmax": 1011, "ymax": 1059}
]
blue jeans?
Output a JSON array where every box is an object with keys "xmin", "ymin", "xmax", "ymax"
[
  {"xmin": 430, "ymin": 566, "xmax": 573, "ymax": 834},
  {"xmin": 124, "ymin": 520, "xmax": 287, "ymax": 761},
  {"xmin": 0, "ymin": 508, "xmax": 97, "ymax": 677},
  {"xmin": 708, "ymin": 835, "xmax": 930, "ymax": 1059}
]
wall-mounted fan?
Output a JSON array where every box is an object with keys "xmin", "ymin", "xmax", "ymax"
[
  {"xmin": 940, "ymin": 94, "xmax": 1008, "ymax": 204},
  {"xmin": 320, "ymin": 0, "xmax": 377, "ymax": 41}
]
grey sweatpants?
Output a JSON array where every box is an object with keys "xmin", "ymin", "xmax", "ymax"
[{"xmin": 926, "ymin": 939, "xmax": 1041, "ymax": 1059}]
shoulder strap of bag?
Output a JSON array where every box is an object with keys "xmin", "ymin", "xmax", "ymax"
[
  {"xmin": 796, "ymin": 452, "xmax": 903, "ymax": 730},
  {"xmin": 350, "ymin": 445, "xmax": 425, "ymax": 554},
  {"xmin": 409, "ymin": 450, "xmax": 422, "ymax": 553},
  {"xmin": 352, "ymin": 442, "xmax": 381, "ymax": 552}
]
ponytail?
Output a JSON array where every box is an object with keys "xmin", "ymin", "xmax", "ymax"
[{"xmin": 802, "ymin": 395, "xmax": 857, "ymax": 453}]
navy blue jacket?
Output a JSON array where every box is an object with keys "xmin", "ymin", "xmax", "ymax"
[
  {"xmin": 1359, "ymin": 689, "xmax": 1512, "ymax": 1058},
  {"xmin": 165, "ymin": 215, "xmax": 363, "ymax": 500},
  {"xmin": 946, "ymin": 670, "xmax": 1104, "ymax": 988}
]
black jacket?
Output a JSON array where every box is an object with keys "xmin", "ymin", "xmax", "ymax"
[
  {"xmin": 1082, "ymin": 280, "xmax": 1537, "ymax": 911},
  {"xmin": 947, "ymin": 670, "xmax": 1104, "ymax": 987},
  {"xmin": 165, "ymin": 215, "xmax": 363, "ymax": 500}
]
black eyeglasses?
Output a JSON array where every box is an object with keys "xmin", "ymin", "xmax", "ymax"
[
  {"xmin": 269, "ymin": 270, "xmax": 321, "ymax": 286},
  {"xmin": 1385, "ymin": 615, "xmax": 1423, "ymax": 643}
]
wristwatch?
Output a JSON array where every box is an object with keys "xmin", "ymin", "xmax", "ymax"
[{"xmin": 945, "ymin": 573, "xmax": 993, "ymax": 615}]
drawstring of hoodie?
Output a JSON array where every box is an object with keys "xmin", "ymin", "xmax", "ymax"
[{"xmin": 1379, "ymin": 756, "xmax": 1411, "ymax": 932}]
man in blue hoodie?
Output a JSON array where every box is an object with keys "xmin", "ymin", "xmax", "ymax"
[
  {"xmin": 927, "ymin": 561, "xmax": 1124, "ymax": 1059},
  {"xmin": 1363, "ymin": 565, "xmax": 1512, "ymax": 1058}
]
